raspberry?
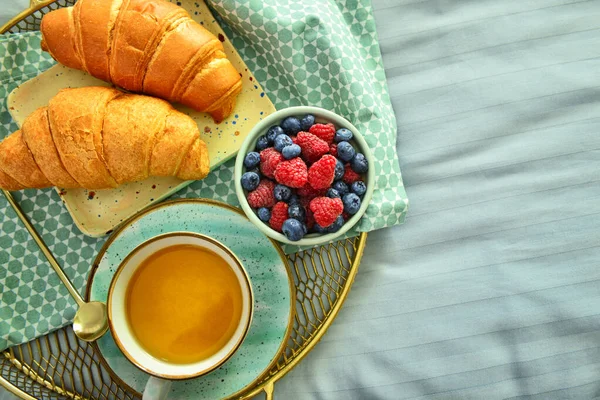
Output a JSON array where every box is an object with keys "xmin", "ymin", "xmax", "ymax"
[
  {"xmin": 308, "ymin": 155, "xmax": 337, "ymax": 189},
  {"xmin": 300, "ymin": 196, "xmax": 312, "ymax": 210},
  {"xmin": 274, "ymin": 157, "xmax": 308, "ymax": 188},
  {"xmin": 306, "ymin": 208, "xmax": 315, "ymax": 230},
  {"xmin": 309, "ymin": 197, "xmax": 344, "ymax": 228},
  {"xmin": 309, "ymin": 123, "xmax": 336, "ymax": 144},
  {"xmin": 260, "ymin": 147, "xmax": 283, "ymax": 179},
  {"xmin": 297, "ymin": 182, "xmax": 327, "ymax": 200},
  {"xmin": 329, "ymin": 143, "xmax": 337, "ymax": 157},
  {"xmin": 343, "ymin": 163, "xmax": 361, "ymax": 184},
  {"xmin": 269, "ymin": 202, "xmax": 289, "ymax": 232},
  {"xmin": 296, "ymin": 132, "xmax": 329, "ymax": 164},
  {"xmin": 247, "ymin": 180, "xmax": 276, "ymax": 208}
]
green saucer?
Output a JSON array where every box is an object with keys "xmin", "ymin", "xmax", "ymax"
[{"xmin": 87, "ymin": 199, "xmax": 294, "ymax": 399}]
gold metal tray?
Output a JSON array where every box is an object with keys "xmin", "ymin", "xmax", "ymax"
[{"xmin": 0, "ymin": 1, "xmax": 368, "ymax": 399}]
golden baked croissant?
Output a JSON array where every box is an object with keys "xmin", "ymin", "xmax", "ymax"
[
  {"xmin": 0, "ymin": 87, "xmax": 209, "ymax": 191},
  {"xmin": 40, "ymin": 0, "xmax": 242, "ymax": 122}
]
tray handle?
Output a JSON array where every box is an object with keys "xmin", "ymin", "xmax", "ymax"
[{"xmin": 263, "ymin": 381, "xmax": 274, "ymax": 400}]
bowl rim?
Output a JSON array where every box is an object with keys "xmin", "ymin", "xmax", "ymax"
[{"xmin": 234, "ymin": 106, "xmax": 375, "ymax": 246}]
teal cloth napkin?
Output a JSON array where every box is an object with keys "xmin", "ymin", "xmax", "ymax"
[{"xmin": 0, "ymin": 0, "xmax": 408, "ymax": 350}]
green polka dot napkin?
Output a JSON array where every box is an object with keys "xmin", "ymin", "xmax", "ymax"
[{"xmin": 0, "ymin": 0, "xmax": 408, "ymax": 350}]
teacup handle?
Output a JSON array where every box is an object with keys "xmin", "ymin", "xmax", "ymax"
[{"xmin": 143, "ymin": 376, "xmax": 172, "ymax": 400}]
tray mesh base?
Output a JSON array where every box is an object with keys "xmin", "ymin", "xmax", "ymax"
[{"xmin": 1, "ymin": 236, "xmax": 364, "ymax": 399}]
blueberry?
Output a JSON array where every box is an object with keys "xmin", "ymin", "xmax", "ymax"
[
  {"xmin": 274, "ymin": 134, "xmax": 293, "ymax": 152},
  {"xmin": 334, "ymin": 128, "xmax": 353, "ymax": 143},
  {"xmin": 332, "ymin": 181, "xmax": 349, "ymax": 196},
  {"xmin": 313, "ymin": 223, "xmax": 327, "ymax": 233},
  {"xmin": 326, "ymin": 188, "xmax": 341, "ymax": 199},
  {"xmin": 274, "ymin": 184, "xmax": 292, "ymax": 202},
  {"xmin": 337, "ymin": 141, "xmax": 356, "ymax": 162},
  {"xmin": 350, "ymin": 153, "xmax": 368, "ymax": 173},
  {"xmin": 351, "ymin": 181, "xmax": 367, "ymax": 197},
  {"xmin": 267, "ymin": 125, "xmax": 284, "ymax": 143},
  {"xmin": 334, "ymin": 159, "xmax": 344, "ymax": 181},
  {"xmin": 257, "ymin": 207, "xmax": 271, "ymax": 222},
  {"xmin": 282, "ymin": 144, "xmax": 301, "ymax": 159},
  {"xmin": 241, "ymin": 172, "xmax": 260, "ymax": 191},
  {"xmin": 342, "ymin": 193, "xmax": 361, "ymax": 215},
  {"xmin": 288, "ymin": 194, "xmax": 300, "ymax": 205},
  {"xmin": 288, "ymin": 203, "xmax": 306, "ymax": 221},
  {"xmin": 244, "ymin": 152, "xmax": 260, "ymax": 169},
  {"xmin": 327, "ymin": 215, "xmax": 344, "ymax": 233},
  {"xmin": 247, "ymin": 167, "xmax": 260, "ymax": 175},
  {"xmin": 282, "ymin": 219, "xmax": 305, "ymax": 241},
  {"xmin": 255, "ymin": 135, "xmax": 269, "ymax": 151},
  {"xmin": 300, "ymin": 114, "xmax": 315, "ymax": 131},
  {"xmin": 280, "ymin": 116, "xmax": 302, "ymax": 135}
]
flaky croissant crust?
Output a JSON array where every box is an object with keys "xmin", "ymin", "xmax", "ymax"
[
  {"xmin": 40, "ymin": 0, "xmax": 242, "ymax": 122},
  {"xmin": 0, "ymin": 87, "xmax": 209, "ymax": 190}
]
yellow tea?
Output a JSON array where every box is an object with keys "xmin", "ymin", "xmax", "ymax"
[{"xmin": 125, "ymin": 244, "xmax": 243, "ymax": 364}]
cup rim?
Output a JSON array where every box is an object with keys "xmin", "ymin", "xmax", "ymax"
[{"xmin": 107, "ymin": 231, "xmax": 254, "ymax": 380}]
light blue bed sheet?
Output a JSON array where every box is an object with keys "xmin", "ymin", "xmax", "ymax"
[{"xmin": 273, "ymin": 0, "xmax": 600, "ymax": 399}]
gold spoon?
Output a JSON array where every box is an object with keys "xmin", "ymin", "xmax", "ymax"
[{"xmin": 2, "ymin": 189, "xmax": 108, "ymax": 342}]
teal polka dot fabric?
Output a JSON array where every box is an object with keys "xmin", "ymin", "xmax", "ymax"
[{"xmin": 0, "ymin": 0, "xmax": 407, "ymax": 350}]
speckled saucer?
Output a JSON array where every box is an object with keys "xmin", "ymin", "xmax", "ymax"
[{"xmin": 86, "ymin": 199, "xmax": 294, "ymax": 399}]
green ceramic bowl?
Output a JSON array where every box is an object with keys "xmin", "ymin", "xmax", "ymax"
[{"xmin": 234, "ymin": 106, "xmax": 375, "ymax": 246}]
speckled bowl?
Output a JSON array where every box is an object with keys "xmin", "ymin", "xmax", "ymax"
[{"xmin": 234, "ymin": 106, "xmax": 375, "ymax": 246}]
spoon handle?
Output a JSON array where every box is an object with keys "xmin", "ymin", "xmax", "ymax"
[{"xmin": 2, "ymin": 189, "xmax": 85, "ymax": 307}]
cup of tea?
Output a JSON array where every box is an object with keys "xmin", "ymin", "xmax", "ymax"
[{"xmin": 107, "ymin": 232, "xmax": 254, "ymax": 400}]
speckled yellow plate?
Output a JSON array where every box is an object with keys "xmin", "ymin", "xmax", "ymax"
[{"xmin": 6, "ymin": 0, "xmax": 275, "ymax": 237}]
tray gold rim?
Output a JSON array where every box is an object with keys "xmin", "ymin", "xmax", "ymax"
[
  {"xmin": 0, "ymin": 0, "xmax": 56, "ymax": 35},
  {"xmin": 0, "ymin": 2, "xmax": 368, "ymax": 399},
  {"xmin": 0, "ymin": 376, "xmax": 36, "ymax": 400}
]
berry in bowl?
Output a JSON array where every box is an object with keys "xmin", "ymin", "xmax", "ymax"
[{"xmin": 234, "ymin": 106, "xmax": 374, "ymax": 245}]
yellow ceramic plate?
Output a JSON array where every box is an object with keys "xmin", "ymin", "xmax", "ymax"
[{"xmin": 7, "ymin": 0, "xmax": 275, "ymax": 237}]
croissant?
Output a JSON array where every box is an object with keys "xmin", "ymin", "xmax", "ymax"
[
  {"xmin": 40, "ymin": 0, "xmax": 242, "ymax": 122},
  {"xmin": 0, "ymin": 87, "xmax": 209, "ymax": 191}
]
